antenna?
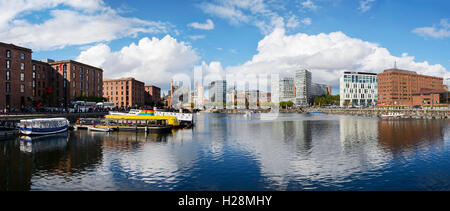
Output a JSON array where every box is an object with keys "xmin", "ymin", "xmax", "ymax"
[{"xmin": 394, "ymin": 60, "xmax": 397, "ymax": 69}]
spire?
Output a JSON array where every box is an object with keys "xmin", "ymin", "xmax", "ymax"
[{"xmin": 394, "ymin": 60, "xmax": 397, "ymax": 69}]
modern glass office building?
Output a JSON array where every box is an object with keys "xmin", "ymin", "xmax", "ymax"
[
  {"xmin": 295, "ymin": 69, "xmax": 312, "ymax": 106},
  {"xmin": 340, "ymin": 72, "xmax": 378, "ymax": 107}
]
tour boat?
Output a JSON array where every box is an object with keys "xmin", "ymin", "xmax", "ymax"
[{"xmin": 20, "ymin": 118, "xmax": 70, "ymax": 135}]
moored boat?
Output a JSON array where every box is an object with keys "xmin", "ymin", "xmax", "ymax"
[
  {"xmin": 20, "ymin": 118, "xmax": 70, "ymax": 135},
  {"xmin": 381, "ymin": 112, "xmax": 405, "ymax": 119},
  {"xmin": 88, "ymin": 126, "xmax": 112, "ymax": 132}
]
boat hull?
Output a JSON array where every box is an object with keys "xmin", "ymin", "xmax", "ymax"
[{"xmin": 20, "ymin": 126, "xmax": 68, "ymax": 135}]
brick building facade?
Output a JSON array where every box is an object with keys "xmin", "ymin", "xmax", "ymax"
[
  {"xmin": 48, "ymin": 60, "xmax": 103, "ymax": 106},
  {"xmin": 377, "ymin": 68, "xmax": 444, "ymax": 106},
  {"xmin": 103, "ymin": 77, "xmax": 145, "ymax": 108},
  {"xmin": 0, "ymin": 43, "xmax": 33, "ymax": 111},
  {"xmin": 0, "ymin": 42, "xmax": 104, "ymax": 111},
  {"xmin": 144, "ymin": 85, "xmax": 161, "ymax": 105}
]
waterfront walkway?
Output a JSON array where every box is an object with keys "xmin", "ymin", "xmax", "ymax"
[
  {"xmin": 306, "ymin": 108, "xmax": 450, "ymax": 119},
  {"xmin": 0, "ymin": 112, "xmax": 108, "ymax": 121}
]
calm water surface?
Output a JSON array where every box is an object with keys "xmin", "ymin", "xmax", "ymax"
[{"xmin": 1, "ymin": 113, "xmax": 449, "ymax": 191}]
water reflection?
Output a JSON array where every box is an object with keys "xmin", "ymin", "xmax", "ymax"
[
  {"xmin": 0, "ymin": 114, "xmax": 449, "ymax": 191},
  {"xmin": 378, "ymin": 120, "xmax": 445, "ymax": 152},
  {"xmin": 20, "ymin": 133, "xmax": 69, "ymax": 153}
]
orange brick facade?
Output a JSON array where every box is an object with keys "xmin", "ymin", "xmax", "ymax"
[
  {"xmin": 377, "ymin": 69, "xmax": 444, "ymax": 106},
  {"xmin": 103, "ymin": 78, "xmax": 145, "ymax": 108}
]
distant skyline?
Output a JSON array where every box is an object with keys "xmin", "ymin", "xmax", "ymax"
[{"xmin": 1, "ymin": 0, "xmax": 449, "ymax": 94}]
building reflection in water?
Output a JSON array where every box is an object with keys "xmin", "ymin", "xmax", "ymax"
[{"xmin": 377, "ymin": 120, "xmax": 445, "ymax": 153}]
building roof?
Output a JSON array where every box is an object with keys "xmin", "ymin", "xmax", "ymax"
[
  {"xmin": 48, "ymin": 60, "xmax": 103, "ymax": 71},
  {"xmin": 383, "ymin": 68, "xmax": 417, "ymax": 74},
  {"xmin": 0, "ymin": 42, "xmax": 32, "ymax": 52},
  {"xmin": 343, "ymin": 71, "xmax": 377, "ymax": 76}
]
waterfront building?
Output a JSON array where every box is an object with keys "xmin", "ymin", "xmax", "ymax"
[
  {"xmin": 49, "ymin": 60, "xmax": 103, "ymax": 106},
  {"xmin": 411, "ymin": 90, "xmax": 450, "ymax": 106},
  {"xmin": 193, "ymin": 82, "xmax": 205, "ymax": 109},
  {"xmin": 295, "ymin": 69, "xmax": 312, "ymax": 106},
  {"xmin": 377, "ymin": 68, "xmax": 444, "ymax": 106},
  {"xmin": 144, "ymin": 85, "xmax": 161, "ymax": 106},
  {"xmin": 0, "ymin": 42, "xmax": 33, "ymax": 110},
  {"xmin": 208, "ymin": 80, "xmax": 227, "ymax": 108},
  {"xmin": 311, "ymin": 83, "xmax": 329, "ymax": 97},
  {"xmin": 103, "ymin": 77, "xmax": 145, "ymax": 108},
  {"xmin": 340, "ymin": 72, "xmax": 378, "ymax": 107},
  {"xmin": 31, "ymin": 60, "xmax": 56, "ymax": 107},
  {"xmin": 280, "ymin": 77, "xmax": 296, "ymax": 103},
  {"xmin": 0, "ymin": 42, "xmax": 104, "ymax": 110}
]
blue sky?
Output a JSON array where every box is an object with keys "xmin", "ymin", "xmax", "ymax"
[{"xmin": 1, "ymin": 0, "xmax": 449, "ymax": 93}]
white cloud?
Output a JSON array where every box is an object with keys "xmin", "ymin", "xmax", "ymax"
[
  {"xmin": 225, "ymin": 28, "xmax": 448, "ymax": 88},
  {"xmin": 198, "ymin": 0, "xmax": 288, "ymax": 34},
  {"xmin": 76, "ymin": 36, "xmax": 200, "ymax": 89},
  {"xmin": 359, "ymin": 0, "xmax": 376, "ymax": 13},
  {"xmin": 301, "ymin": 17, "xmax": 312, "ymax": 26},
  {"xmin": 188, "ymin": 19, "xmax": 215, "ymax": 30},
  {"xmin": 0, "ymin": 0, "xmax": 172, "ymax": 50},
  {"xmin": 301, "ymin": 0, "xmax": 317, "ymax": 11},
  {"xmin": 412, "ymin": 19, "xmax": 450, "ymax": 39}
]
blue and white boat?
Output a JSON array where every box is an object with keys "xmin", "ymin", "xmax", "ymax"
[{"xmin": 20, "ymin": 118, "xmax": 70, "ymax": 135}]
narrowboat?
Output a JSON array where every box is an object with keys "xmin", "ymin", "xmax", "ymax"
[{"xmin": 20, "ymin": 118, "xmax": 70, "ymax": 135}]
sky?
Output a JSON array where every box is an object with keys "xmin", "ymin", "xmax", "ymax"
[{"xmin": 1, "ymin": 0, "xmax": 449, "ymax": 94}]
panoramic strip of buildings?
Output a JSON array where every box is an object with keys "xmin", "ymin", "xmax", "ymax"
[
  {"xmin": 2, "ymin": 41, "xmax": 449, "ymax": 111},
  {"xmin": 0, "ymin": 42, "xmax": 161, "ymax": 111}
]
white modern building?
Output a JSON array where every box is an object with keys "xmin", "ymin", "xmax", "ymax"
[
  {"xmin": 340, "ymin": 72, "xmax": 378, "ymax": 107},
  {"xmin": 295, "ymin": 69, "xmax": 312, "ymax": 106}
]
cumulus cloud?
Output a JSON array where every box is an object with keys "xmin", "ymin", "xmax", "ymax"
[
  {"xmin": 188, "ymin": 19, "xmax": 215, "ymax": 30},
  {"xmin": 225, "ymin": 28, "xmax": 448, "ymax": 88},
  {"xmin": 412, "ymin": 19, "xmax": 450, "ymax": 39},
  {"xmin": 0, "ymin": 0, "xmax": 172, "ymax": 50},
  {"xmin": 76, "ymin": 36, "xmax": 200, "ymax": 89}
]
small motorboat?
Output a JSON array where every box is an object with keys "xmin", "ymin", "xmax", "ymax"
[{"xmin": 88, "ymin": 126, "xmax": 111, "ymax": 132}]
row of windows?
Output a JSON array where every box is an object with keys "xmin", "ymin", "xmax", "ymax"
[
  {"xmin": 344, "ymin": 83, "xmax": 377, "ymax": 89},
  {"xmin": 4, "ymin": 83, "xmax": 25, "ymax": 93},
  {"xmin": 3, "ymin": 60, "xmax": 25, "ymax": 70},
  {"xmin": 343, "ymin": 94, "xmax": 377, "ymax": 99},
  {"xmin": 0, "ymin": 50, "xmax": 26, "ymax": 59}
]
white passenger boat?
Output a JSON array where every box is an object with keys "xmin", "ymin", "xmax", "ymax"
[
  {"xmin": 381, "ymin": 112, "xmax": 405, "ymax": 118},
  {"xmin": 20, "ymin": 118, "xmax": 70, "ymax": 135},
  {"xmin": 88, "ymin": 126, "xmax": 111, "ymax": 132}
]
